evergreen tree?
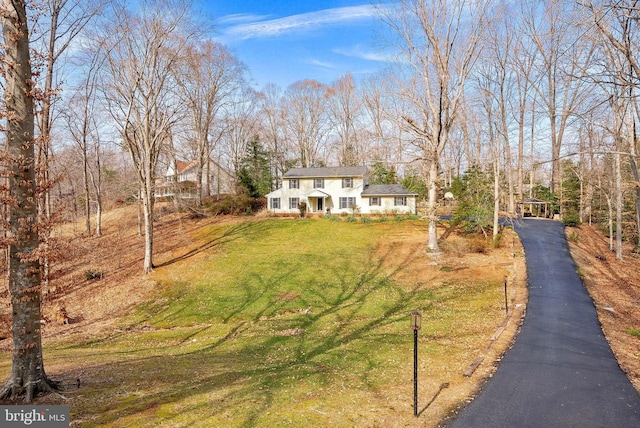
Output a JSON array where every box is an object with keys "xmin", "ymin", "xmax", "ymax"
[
  {"xmin": 402, "ymin": 170, "xmax": 427, "ymax": 200},
  {"xmin": 561, "ymin": 159, "xmax": 581, "ymax": 225},
  {"xmin": 451, "ymin": 165, "xmax": 493, "ymax": 235},
  {"xmin": 237, "ymin": 138, "xmax": 272, "ymax": 198},
  {"xmin": 531, "ymin": 184, "xmax": 559, "ymax": 217},
  {"xmin": 370, "ymin": 161, "xmax": 397, "ymax": 184}
]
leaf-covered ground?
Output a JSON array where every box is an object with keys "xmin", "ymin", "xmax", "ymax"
[
  {"xmin": 0, "ymin": 206, "xmax": 528, "ymax": 427},
  {"xmin": 566, "ymin": 224, "xmax": 640, "ymax": 393}
]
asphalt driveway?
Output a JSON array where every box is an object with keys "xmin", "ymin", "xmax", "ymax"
[{"xmin": 446, "ymin": 218, "xmax": 640, "ymax": 427}]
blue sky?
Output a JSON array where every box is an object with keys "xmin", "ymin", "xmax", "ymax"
[{"xmin": 206, "ymin": 1, "xmax": 393, "ymax": 89}]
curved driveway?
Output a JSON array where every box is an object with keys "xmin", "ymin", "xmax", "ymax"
[{"xmin": 447, "ymin": 218, "xmax": 640, "ymax": 427}]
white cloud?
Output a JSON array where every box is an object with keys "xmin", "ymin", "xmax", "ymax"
[
  {"xmin": 220, "ymin": 5, "xmax": 381, "ymax": 41},
  {"xmin": 217, "ymin": 13, "xmax": 272, "ymax": 25},
  {"xmin": 306, "ymin": 58, "xmax": 336, "ymax": 70},
  {"xmin": 333, "ymin": 44, "xmax": 397, "ymax": 63}
]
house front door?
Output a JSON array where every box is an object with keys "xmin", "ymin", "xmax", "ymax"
[{"xmin": 317, "ymin": 198, "xmax": 323, "ymax": 212}]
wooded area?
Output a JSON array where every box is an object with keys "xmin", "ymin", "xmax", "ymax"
[
  {"xmin": 3, "ymin": 0, "xmax": 640, "ymax": 259},
  {"xmin": 1, "ymin": 0, "xmax": 640, "ymax": 401}
]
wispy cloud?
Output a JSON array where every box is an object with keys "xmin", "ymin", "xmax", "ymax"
[
  {"xmin": 217, "ymin": 13, "xmax": 272, "ymax": 26},
  {"xmin": 333, "ymin": 44, "xmax": 397, "ymax": 63},
  {"xmin": 219, "ymin": 5, "xmax": 381, "ymax": 41},
  {"xmin": 306, "ymin": 58, "xmax": 336, "ymax": 70}
]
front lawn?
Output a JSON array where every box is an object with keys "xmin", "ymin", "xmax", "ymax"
[{"xmin": 2, "ymin": 217, "xmax": 521, "ymax": 427}]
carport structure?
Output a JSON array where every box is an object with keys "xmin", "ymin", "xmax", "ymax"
[{"xmin": 516, "ymin": 197, "xmax": 550, "ymax": 218}]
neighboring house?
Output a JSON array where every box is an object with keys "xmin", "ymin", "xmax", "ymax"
[
  {"xmin": 265, "ymin": 166, "xmax": 418, "ymax": 215},
  {"xmin": 156, "ymin": 159, "xmax": 233, "ymax": 199}
]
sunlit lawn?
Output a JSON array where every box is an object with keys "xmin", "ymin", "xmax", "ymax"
[{"xmin": 3, "ymin": 218, "xmax": 509, "ymax": 427}]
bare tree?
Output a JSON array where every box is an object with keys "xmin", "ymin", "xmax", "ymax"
[
  {"xmin": 476, "ymin": 66, "xmax": 505, "ymax": 239},
  {"xmin": 33, "ymin": 0, "xmax": 104, "ymax": 216},
  {"xmin": 478, "ymin": 77, "xmax": 502, "ymax": 238},
  {"xmin": 361, "ymin": 75, "xmax": 388, "ymax": 162},
  {"xmin": 522, "ymin": 0, "xmax": 593, "ymax": 197},
  {"xmin": 510, "ymin": 16, "xmax": 538, "ymax": 203},
  {"xmin": 257, "ymin": 83, "xmax": 287, "ymax": 188},
  {"xmin": 219, "ymin": 87, "xmax": 260, "ymax": 179},
  {"xmin": 101, "ymin": 0, "xmax": 198, "ymax": 273},
  {"xmin": 480, "ymin": 9, "xmax": 517, "ymax": 216},
  {"xmin": 382, "ymin": 0, "xmax": 492, "ymax": 251},
  {"xmin": 175, "ymin": 40, "xmax": 244, "ymax": 205},
  {"xmin": 582, "ymin": 0, "xmax": 640, "ymax": 243},
  {"xmin": 26, "ymin": 0, "xmax": 104, "ymax": 294},
  {"xmin": 361, "ymin": 73, "xmax": 405, "ymax": 172},
  {"xmin": 283, "ymin": 80, "xmax": 330, "ymax": 168},
  {"xmin": 0, "ymin": 0, "xmax": 57, "ymax": 402},
  {"xmin": 328, "ymin": 73, "xmax": 365, "ymax": 166},
  {"xmin": 64, "ymin": 42, "xmax": 107, "ymax": 236}
]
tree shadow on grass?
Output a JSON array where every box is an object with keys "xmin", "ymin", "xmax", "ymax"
[
  {"xmin": 55, "ymin": 244, "xmax": 438, "ymax": 426},
  {"xmin": 155, "ymin": 221, "xmax": 267, "ymax": 268}
]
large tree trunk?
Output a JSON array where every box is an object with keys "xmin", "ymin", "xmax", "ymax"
[
  {"xmin": 494, "ymin": 169, "xmax": 500, "ymax": 238},
  {"xmin": 83, "ymin": 145, "xmax": 92, "ymax": 236},
  {"xmin": 500, "ymin": 110, "xmax": 515, "ymax": 215},
  {"xmin": 95, "ymin": 195, "xmax": 102, "ymax": 237},
  {"xmin": 89, "ymin": 149, "xmax": 103, "ymax": 237},
  {"xmin": 427, "ymin": 159, "xmax": 439, "ymax": 251},
  {"xmin": 0, "ymin": 0, "xmax": 56, "ymax": 402},
  {"xmin": 517, "ymin": 96, "xmax": 526, "ymax": 202},
  {"xmin": 196, "ymin": 138, "xmax": 205, "ymax": 206},
  {"xmin": 142, "ymin": 174, "xmax": 155, "ymax": 274},
  {"xmin": 615, "ymin": 153, "xmax": 623, "ymax": 260},
  {"xmin": 141, "ymin": 153, "xmax": 155, "ymax": 273},
  {"xmin": 628, "ymin": 114, "xmax": 640, "ymax": 243}
]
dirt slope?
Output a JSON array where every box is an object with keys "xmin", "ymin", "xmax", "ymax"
[
  {"xmin": 0, "ymin": 205, "xmax": 228, "ymax": 342},
  {"xmin": 566, "ymin": 224, "xmax": 640, "ymax": 393}
]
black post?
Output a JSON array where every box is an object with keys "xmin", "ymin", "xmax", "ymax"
[
  {"xmin": 410, "ymin": 311, "xmax": 422, "ymax": 417},
  {"xmin": 414, "ymin": 328, "xmax": 418, "ymax": 417},
  {"xmin": 504, "ymin": 275, "xmax": 508, "ymax": 315}
]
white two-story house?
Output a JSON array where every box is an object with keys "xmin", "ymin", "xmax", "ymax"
[{"xmin": 266, "ymin": 166, "xmax": 418, "ymax": 215}]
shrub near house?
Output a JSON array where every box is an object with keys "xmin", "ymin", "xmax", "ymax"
[{"xmin": 266, "ymin": 166, "xmax": 418, "ymax": 216}]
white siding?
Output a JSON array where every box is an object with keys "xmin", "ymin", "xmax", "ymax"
[
  {"xmin": 361, "ymin": 196, "xmax": 416, "ymax": 215},
  {"xmin": 266, "ymin": 176, "xmax": 366, "ymax": 215},
  {"xmin": 265, "ymin": 168, "xmax": 417, "ymax": 216}
]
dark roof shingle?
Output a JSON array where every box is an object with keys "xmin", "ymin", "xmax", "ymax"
[
  {"xmin": 283, "ymin": 166, "xmax": 368, "ymax": 178},
  {"xmin": 361, "ymin": 184, "xmax": 418, "ymax": 196}
]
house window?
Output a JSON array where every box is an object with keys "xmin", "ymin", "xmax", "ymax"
[
  {"xmin": 340, "ymin": 197, "xmax": 357, "ymax": 209},
  {"xmin": 270, "ymin": 198, "xmax": 281, "ymax": 209},
  {"xmin": 342, "ymin": 178, "xmax": 353, "ymax": 188},
  {"xmin": 289, "ymin": 179, "xmax": 299, "ymax": 189},
  {"xmin": 289, "ymin": 197, "xmax": 299, "ymax": 209},
  {"xmin": 369, "ymin": 197, "xmax": 380, "ymax": 206},
  {"xmin": 313, "ymin": 178, "xmax": 324, "ymax": 188},
  {"xmin": 394, "ymin": 196, "xmax": 407, "ymax": 206}
]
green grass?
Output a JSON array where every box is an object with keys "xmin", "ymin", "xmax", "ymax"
[
  {"xmin": 626, "ymin": 328, "xmax": 640, "ymax": 338},
  {"xmin": 6, "ymin": 218, "xmax": 508, "ymax": 427}
]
